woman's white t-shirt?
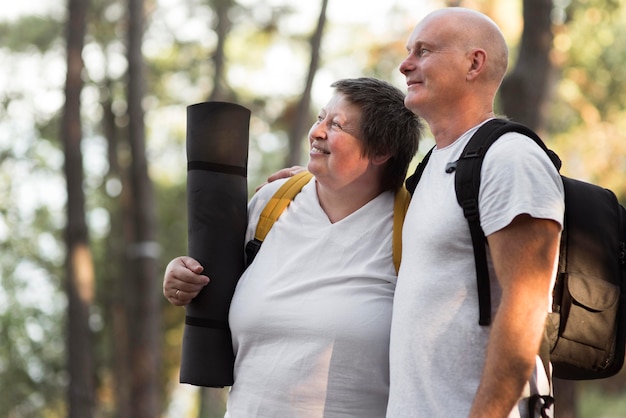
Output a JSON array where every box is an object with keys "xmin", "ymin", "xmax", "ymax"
[{"xmin": 226, "ymin": 178, "xmax": 397, "ymax": 418}]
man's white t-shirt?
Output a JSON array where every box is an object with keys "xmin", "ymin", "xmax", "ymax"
[
  {"xmin": 226, "ymin": 178, "xmax": 397, "ymax": 418},
  {"xmin": 387, "ymin": 124, "xmax": 565, "ymax": 417}
]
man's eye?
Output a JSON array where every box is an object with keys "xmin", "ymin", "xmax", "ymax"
[{"xmin": 418, "ymin": 48, "xmax": 429, "ymax": 57}]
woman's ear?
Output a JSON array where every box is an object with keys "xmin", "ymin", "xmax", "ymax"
[{"xmin": 371, "ymin": 153, "xmax": 391, "ymax": 166}]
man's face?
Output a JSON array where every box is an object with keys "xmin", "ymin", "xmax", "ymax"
[{"xmin": 398, "ymin": 15, "xmax": 468, "ymax": 117}]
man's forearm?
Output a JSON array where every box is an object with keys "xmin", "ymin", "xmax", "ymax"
[{"xmin": 468, "ymin": 304, "xmax": 546, "ymax": 418}]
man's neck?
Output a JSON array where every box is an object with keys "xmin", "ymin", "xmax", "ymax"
[{"xmin": 426, "ymin": 109, "xmax": 496, "ymax": 149}]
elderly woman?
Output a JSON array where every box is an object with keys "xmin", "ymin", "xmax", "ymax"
[{"xmin": 163, "ymin": 77, "xmax": 422, "ymax": 417}]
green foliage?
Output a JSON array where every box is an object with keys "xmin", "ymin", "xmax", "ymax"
[
  {"xmin": 0, "ymin": 16, "xmax": 63, "ymax": 52},
  {"xmin": 578, "ymin": 370, "xmax": 626, "ymax": 417},
  {"xmin": 548, "ymin": 0, "xmax": 626, "ymax": 211},
  {"xmin": 155, "ymin": 181, "xmax": 189, "ymax": 406},
  {"xmin": 0, "ymin": 157, "xmax": 67, "ymax": 416},
  {"xmin": 549, "ymin": 0, "xmax": 626, "ymax": 131}
]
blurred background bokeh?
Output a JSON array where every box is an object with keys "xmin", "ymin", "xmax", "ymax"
[{"xmin": 1, "ymin": 0, "xmax": 625, "ymax": 416}]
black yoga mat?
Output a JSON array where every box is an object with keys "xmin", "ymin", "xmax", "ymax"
[{"xmin": 180, "ymin": 102, "xmax": 250, "ymax": 387}]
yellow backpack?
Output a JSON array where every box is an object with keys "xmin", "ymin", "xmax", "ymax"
[{"xmin": 244, "ymin": 171, "xmax": 410, "ymax": 273}]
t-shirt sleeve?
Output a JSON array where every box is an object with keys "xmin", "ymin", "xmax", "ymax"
[{"xmin": 478, "ymin": 132, "xmax": 565, "ymax": 237}]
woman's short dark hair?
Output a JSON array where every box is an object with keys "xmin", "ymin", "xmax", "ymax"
[{"xmin": 331, "ymin": 77, "xmax": 422, "ymax": 190}]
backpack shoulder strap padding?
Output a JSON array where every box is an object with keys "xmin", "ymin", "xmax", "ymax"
[
  {"xmin": 454, "ymin": 119, "xmax": 561, "ymax": 326},
  {"xmin": 393, "ymin": 186, "xmax": 411, "ymax": 273},
  {"xmin": 244, "ymin": 171, "xmax": 313, "ymax": 266},
  {"xmin": 254, "ymin": 170, "xmax": 313, "ymax": 242}
]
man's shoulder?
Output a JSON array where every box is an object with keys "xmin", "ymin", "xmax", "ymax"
[{"xmin": 484, "ymin": 131, "xmax": 553, "ymax": 166}]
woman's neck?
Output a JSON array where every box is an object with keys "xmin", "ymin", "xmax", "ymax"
[{"xmin": 315, "ymin": 179, "xmax": 385, "ymax": 223}]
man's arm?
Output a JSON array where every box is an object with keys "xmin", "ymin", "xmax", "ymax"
[{"xmin": 468, "ymin": 214, "xmax": 561, "ymax": 418}]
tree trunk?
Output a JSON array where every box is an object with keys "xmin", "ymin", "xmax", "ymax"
[
  {"xmin": 208, "ymin": 0, "xmax": 234, "ymax": 102},
  {"xmin": 61, "ymin": 0, "xmax": 95, "ymax": 416},
  {"xmin": 127, "ymin": 0, "xmax": 161, "ymax": 416},
  {"xmin": 100, "ymin": 78, "xmax": 133, "ymax": 418},
  {"xmin": 553, "ymin": 377, "xmax": 577, "ymax": 418},
  {"xmin": 500, "ymin": 0, "xmax": 555, "ymax": 130},
  {"xmin": 285, "ymin": 0, "xmax": 328, "ymax": 167}
]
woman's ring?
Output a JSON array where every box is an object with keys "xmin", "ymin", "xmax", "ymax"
[{"xmin": 175, "ymin": 289, "xmax": 180, "ymax": 298}]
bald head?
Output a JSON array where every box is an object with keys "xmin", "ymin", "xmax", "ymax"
[
  {"xmin": 420, "ymin": 8, "xmax": 509, "ymax": 86},
  {"xmin": 399, "ymin": 7, "xmax": 510, "ymax": 143}
]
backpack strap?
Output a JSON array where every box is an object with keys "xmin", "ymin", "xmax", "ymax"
[
  {"xmin": 246, "ymin": 171, "xmax": 408, "ymax": 273},
  {"xmin": 455, "ymin": 119, "xmax": 562, "ymax": 326},
  {"xmin": 393, "ymin": 186, "xmax": 411, "ymax": 273},
  {"xmin": 256, "ymin": 171, "xmax": 314, "ymax": 240},
  {"xmin": 405, "ymin": 146, "xmax": 435, "ymax": 195},
  {"xmin": 245, "ymin": 171, "xmax": 313, "ymax": 265},
  {"xmin": 455, "ymin": 120, "xmax": 508, "ymax": 326},
  {"xmin": 406, "ymin": 119, "xmax": 562, "ymax": 326}
]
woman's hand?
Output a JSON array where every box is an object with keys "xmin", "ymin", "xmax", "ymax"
[{"xmin": 163, "ymin": 256, "xmax": 210, "ymax": 306}]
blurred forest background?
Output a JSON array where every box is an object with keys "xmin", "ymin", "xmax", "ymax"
[{"xmin": 1, "ymin": 0, "xmax": 625, "ymax": 417}]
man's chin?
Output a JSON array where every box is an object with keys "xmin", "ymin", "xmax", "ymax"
[{"xmin": 403, "ymin": 97, "xmax": 423, "ymax": 115}]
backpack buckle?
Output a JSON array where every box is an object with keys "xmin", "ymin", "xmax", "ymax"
[
  {"xmin": 245, "ymin": 239, "xmax": 262, "ymax": 267},
  {"xmin": 528, "ymin": 394, "xmax": 554, "ymax": 418},
  {"xmin": 445, "ymin": 160, "xmax": 458, "ymax": 173}
]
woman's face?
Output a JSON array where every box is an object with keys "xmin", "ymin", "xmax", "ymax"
[{"xmin": 307, "ymin": 93, "xmax": 375, "ymax": 189}]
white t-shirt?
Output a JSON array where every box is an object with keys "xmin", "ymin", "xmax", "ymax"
[
  {"xmin": 226, "ymin": 177, "xmax": 397, "ymax": 418},
  {"xmin": 387, "ymin": 124, "xmax": 565, "ymax": 417}
]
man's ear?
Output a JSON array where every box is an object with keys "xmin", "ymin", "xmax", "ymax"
[
  {"xmin": 372, "ymin": 153, "xmax": 391, "ymax": 166},
  {"xmin": 467, "ymin": 48, "xmax": 487, "ymax": 81}
]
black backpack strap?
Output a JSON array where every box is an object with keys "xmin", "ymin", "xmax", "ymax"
[
  {"xmin": 405, "ymin": 146, "xmax": 435, "ymax": 196},
  {"xmin": 406, "ymin": 119, "xmax": 561, "ymax": 327},
  {"xmin": 455, "ymin": 120, "xmax": 505, "ymax": 326},
  {"xmin": 454, "ymin": 119, "xmax": 561, "ymax": 326}
]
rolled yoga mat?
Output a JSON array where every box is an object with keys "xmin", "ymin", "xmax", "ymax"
[{"xmin": 180, "ymin": 102, "xmax": 250, "ymax": 387}]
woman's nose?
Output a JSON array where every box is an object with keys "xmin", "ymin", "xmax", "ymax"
[{"xmin": 309, "ymin": 121, "xmax": 326, "ymax": 139}]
